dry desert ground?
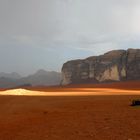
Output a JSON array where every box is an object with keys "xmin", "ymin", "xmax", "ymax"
[{"xmin": 0, "ymin": 81, "xmax": 140, "ymax": 140}]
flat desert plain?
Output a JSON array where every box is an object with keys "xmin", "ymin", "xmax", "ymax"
[{"xmin": 0, "ymin": 81, "xmax": 140, "ymax": 140}]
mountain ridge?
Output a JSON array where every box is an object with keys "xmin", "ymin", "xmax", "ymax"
[
  {"xmin": 0, "ymin": 72, "xmax": 21, "ymax": 79},
  {"xmin": 0, "ymin": 70, "xmax": 61, "ymax": 88}
]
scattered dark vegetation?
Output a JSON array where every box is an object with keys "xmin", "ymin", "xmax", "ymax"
[{"xmin": 131, "ymin": 100, "xmax": 140, "ymax": 106}]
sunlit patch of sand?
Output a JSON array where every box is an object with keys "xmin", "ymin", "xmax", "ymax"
[
  {"xmin": 0, "ymin": 88, "xmax": 140, "ymax": 96},
  {"xmin": 0, "ymin": 89, "xmax": 47, "ymax": 96}
]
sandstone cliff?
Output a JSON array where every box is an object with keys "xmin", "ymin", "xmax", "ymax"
[{"xmin": 61, "ymin": 49, "xmax": 140, "ymax": 85}]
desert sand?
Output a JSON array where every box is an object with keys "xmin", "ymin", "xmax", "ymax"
[{"xmin": 0, "ymin": 81, "xmax": 140, "ymax": 140}]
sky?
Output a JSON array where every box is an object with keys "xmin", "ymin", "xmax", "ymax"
[{"xmin": 0, "ymin": 0, "xmax": 140, "ymax": 76}]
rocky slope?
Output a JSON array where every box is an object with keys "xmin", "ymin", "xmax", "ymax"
[{"xmin": 61, "ymin": 49, "xmax": 140, "ymax": 85}]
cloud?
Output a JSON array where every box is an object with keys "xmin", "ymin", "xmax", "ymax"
[
  {"xmin": 0, "ymin": 0, "xmax": 140, "ymax": 74},
  {"xmin": 1, "ymin": 0, "xmax": 140, "ymax": 48}
]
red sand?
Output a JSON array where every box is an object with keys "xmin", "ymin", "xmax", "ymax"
[{"xmin": 0, "ymin": 81, "xmax": 140, "ymax": 140}]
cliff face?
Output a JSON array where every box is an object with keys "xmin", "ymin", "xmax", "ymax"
[{"xmin": 61, "ymin": 49, "xmax": 140, "ymax": 85}]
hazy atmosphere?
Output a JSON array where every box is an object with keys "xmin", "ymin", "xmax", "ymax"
[{"xmin": 0, "ymin": 0, "xmax": 140, "ymax": 76}]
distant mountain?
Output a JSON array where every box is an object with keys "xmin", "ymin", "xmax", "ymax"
[
  {"xmin": 0, "ymin": 77, "xmax": 25, "ymax": 88},
  {"xmin": 0, "ymin": 77, "xmax": 16, "ymax": 88},
  {"xmin": 20, "ymin": 69, "xmax": 62, "ymax": 86},
  {"xmin": 0, "ymin": 70, "xmax": 62, "ymax": 88},
  {"xmin": 0, "ymin": 72, "xmax": 21, "ymax": 79}
]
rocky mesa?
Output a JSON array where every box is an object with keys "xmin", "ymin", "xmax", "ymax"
[{"xmin": 61, "ymin": 49, "xmax": 140, "ymax": 85}]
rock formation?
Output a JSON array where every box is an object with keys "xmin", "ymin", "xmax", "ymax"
[{"xmin": 61, "ymin": 49, "xmax": 140, "ymax": 85}]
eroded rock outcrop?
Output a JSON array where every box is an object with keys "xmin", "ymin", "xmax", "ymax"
[{"xmin": 61, "ymin": 49, "xmax": 140, "ymax": 85}]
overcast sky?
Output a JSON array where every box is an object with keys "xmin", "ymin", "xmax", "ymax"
[{"xmin": 0, "ymin": 0, "xmax": 140, "ymax": 76}]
